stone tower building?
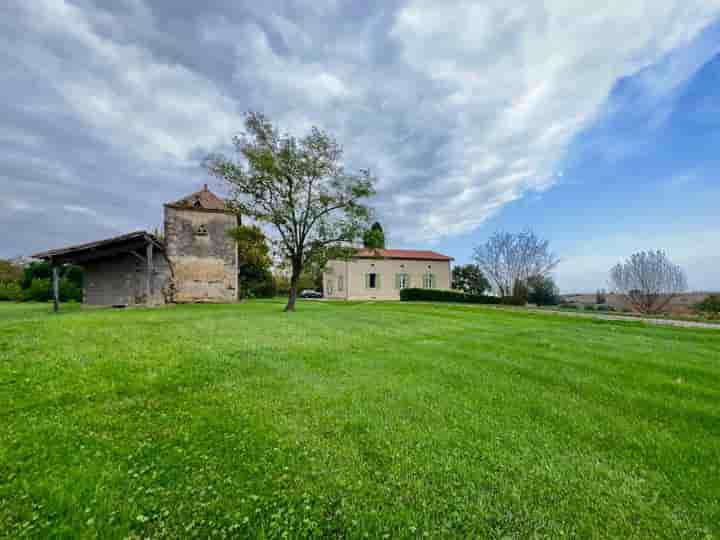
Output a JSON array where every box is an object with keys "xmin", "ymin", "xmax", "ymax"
[
  {"xmin": 32, "ymin": 185, "xmax": 240, "ymax": 306},
  {"xmin": 163, "ymin": 185, "xmax": 239, "ymax": 303}
]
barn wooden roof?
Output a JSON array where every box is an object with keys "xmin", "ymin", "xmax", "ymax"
[{"xmin": 32, "ymin": 231, "xmax": 163, "ymax": 264}]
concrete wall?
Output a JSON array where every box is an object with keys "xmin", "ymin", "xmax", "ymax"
[
  {"xmin": 163, "ymin": 206, "xmax": 238, "ymax": 303},
  {"xmin": 324, "ymin": 258, "xmax": 451, "ymax": 300},
  {"xmin": 84, "ymin": 250, "xmax": 172, "ymax": 306}
]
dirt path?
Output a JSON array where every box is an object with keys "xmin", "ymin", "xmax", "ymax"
[{"xmin": 522, "ymin": 308, "xmax": 720, "ymax": 330}]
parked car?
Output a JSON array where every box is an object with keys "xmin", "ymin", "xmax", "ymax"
[{"xmin": 299, "ymin": 289, "xmax": 323, "ymax": 299}]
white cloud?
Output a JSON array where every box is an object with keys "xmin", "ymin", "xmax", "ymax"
[
  {"xmin": 13, "ymin": 0, "xmax": 242, "ymax": 162},
  {"xmin": 387, "ymin": 0, "xmax": 720, "ymax": 240}
]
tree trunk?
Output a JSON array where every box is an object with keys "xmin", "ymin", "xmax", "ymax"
[{"xmin": 284, "ymin": 261, "xmax": 301, "ymax": 312}]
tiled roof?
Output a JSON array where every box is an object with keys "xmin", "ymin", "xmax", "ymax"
[
  {"xmin": 165, "ymin": 184, "xmax": 227, "ymax": 211},
  {"xmin": 353, "ymin": 248, "xmax": 453, "ymax": 261}
]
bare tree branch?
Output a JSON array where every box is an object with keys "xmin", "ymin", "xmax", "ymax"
[{"xmin": 610, "ymin": 250, "xmax": 687, "ymax": 314}]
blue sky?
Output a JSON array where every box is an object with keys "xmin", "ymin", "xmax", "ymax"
[
  {"xmin": 1, "ymin": 1, "xmax": 719, "ymax": 292},
  {"xmin": 446, "ymin": 21, "xmax": 720, "ymax": 291}
]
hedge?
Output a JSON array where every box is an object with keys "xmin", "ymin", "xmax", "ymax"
[{"xmin": 399, "ymin": 288, "xmax": 525, "ymax": 306}]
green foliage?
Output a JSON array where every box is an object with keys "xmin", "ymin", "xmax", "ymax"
[
  {"xmin": 0, "ymin": 259, "xmax": 22, "ymax": 283},
  {"xmin": 695, "ymin": 295, "xmax": 720, "ymax": 318},
  {"xmin": 23, "ymin": 278, "xmax": 53, "ymax": 302},
  {"xmin": 20, "ymin": 262, "xmax": 83, "ymax": 291},
  {"xmin": 18, "ymin": 277, "xmax": 82, "ymax": 302},
  {"xmin": 362, "ymin": 221, "xmax": 386, "ymax": 249},
  {"xmin": 20, "ymin": 261, "xmax": 51, "ymax": 289},
  {"xmin": 230, "ymin": 225, "xmax": 275, "ymax": 299},
  {"xmin": 526, "ymin": 275, "xmax": 560, "ymax": 306},
  {"xmin": 400, "ymin": 288, "xmax": 502, "ymax": 304},
  {"xmin": 451, "ymin": 264, "xmax": 491, "ymax": 295},
  {"xmin": 0, "ymin": 282, "xmax": 22, "ymax": 301},
  {"xmin": 206, "ymin": 111, "xmax": 375, "ymax": 310}
]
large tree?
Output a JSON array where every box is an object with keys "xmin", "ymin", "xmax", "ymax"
[
  {"xmin": 473, "ymin": 229, "xmax": 560, "ymax": 297},
  {"xmin": 610, "ymin": 250, "xmax": 687, "ymax": 314},
  {"xmin": 207, "ymin": 112, "xmax": 375, "ymax": 311},
  {"xmin": 451, "ymin": 264, "xmax": 490, "ymax": 295}
]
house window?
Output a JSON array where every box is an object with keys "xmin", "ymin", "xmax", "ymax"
[
  {"xmin": 396, "ymin": 273, "xmax": 410, "ymax": 289},
  {"xmin": 366, "ymin": 272, "xmax": 379, "ymax": 289},
  {"xmin": 195, "ymin": 224, "xmax": 208, "ymax": 236},
  {"xmin": 326, "ymin": 280, "xmax": 334, "ymax": 295},
  {"xmin": 423, "ymin": 273, "xmax": 436, "ymax": 289},
  {"xmin": 338, "ymin": 275, "xmax": 344, "ymax": 292}
]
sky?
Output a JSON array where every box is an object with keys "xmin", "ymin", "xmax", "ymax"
[{"xmin": 2, "ymin": 0, "xmax": 719, "ymax": 293}]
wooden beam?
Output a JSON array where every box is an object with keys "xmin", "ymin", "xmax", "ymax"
[
  {"xmin": 52, "ymin": 264, "xmax": 60, "ymax": 313},
  {"xmin": 146, "ymin": 241, "xmax": 153, "ymax": 306},
  {"xmin": 129, "ymin": 250, "xmax": 147, "ymax": 263}
]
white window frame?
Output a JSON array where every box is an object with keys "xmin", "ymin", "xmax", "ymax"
[
  {"xmin": 338, "ymin": 275, "xmax": 344, "ymax": 292},
  {"xmin": 397, "ymin": 273, "xmax": 410, "ymax": 289},
  {"xmin": 423, "ymin": 273, "xmax": 436, "ymax": 289}
]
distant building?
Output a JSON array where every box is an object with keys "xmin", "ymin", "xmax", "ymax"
[
  {"xmin": 323, "ymin": 248, "xmax": 453, "ymax": 300},
  {"xmin": 32, "ymin": 185, "xmax": 239, "ymax": 306}
]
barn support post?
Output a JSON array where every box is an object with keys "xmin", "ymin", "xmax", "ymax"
[
  {"xmin": 146, "ymin": 240, "xmax": 154, "ymax": 306},
  {"xmin": 52, "ymin": 262, "xmax": 60, "ymax": 313}
]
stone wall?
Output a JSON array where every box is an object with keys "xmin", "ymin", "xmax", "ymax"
[
  {"xmin": 163, "ymin": 206, "xmax": 238, "ymax": 303},
  {"xmin": 84, "ymin": 250, "xmax": 172, "ymax": 306}
]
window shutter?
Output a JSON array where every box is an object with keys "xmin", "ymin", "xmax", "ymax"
[
  {"xmin": 395, "ymin": 273, "xmax": 400, "ymax": 289},
  {"xmin": 364, "ymin": 274, "xmax": 369, "ymax": 289},
  {"xmin": 431, "ymin": 274, "xmax": 436, "ymax": 289},
  {"xmin": 376, "ymin": 274, "xmax": 381, "ymax": 289}
]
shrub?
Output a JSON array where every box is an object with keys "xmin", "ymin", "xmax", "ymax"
[
  {"xmin": 0, "ymin": 282, "xmax": 22, "ymax": 301},
  {"xmin": 59, "ymin": 279, "xmax": 83, "ymax": 302},
  {"xmin": 694, "ymin": 295, "xmax": 720, "ymax": 319},
  {"xmin": 23, "ymin": 278, "xmax": 53, "ymax": 302},
  {"xmin": 18, "ymin": 278, "xmax": 82, "ymax": 302},
  {"xmin": 596, "ymin": 305, "xmax": 609, "ymax": 312},
  {"xmin": 527, "ymin": 275, "xmax": 560, "ymax": 306},
  {"xmin": 584, "ymin": 305, "xmax": 596, "ymax": 311},
  {"xmin": 400, "ymin": 288, "xmax": 501, "ymax": 305},
  {"xmin": 560, "ymin": 303, "xmax": 578, "ymax": 310}
]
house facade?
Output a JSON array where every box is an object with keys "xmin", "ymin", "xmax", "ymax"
[
  {"xmin": 33, "ymin": 185, "xmax": 239, "ymax": 306},
  {"xmin": 323, "ymin": 248, "xmax": 453, "ymax": 300}
]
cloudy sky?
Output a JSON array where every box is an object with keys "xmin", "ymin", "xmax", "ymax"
[{"xmin": 2, "ymin": 0, "xmax": 720, "ymax": 292}]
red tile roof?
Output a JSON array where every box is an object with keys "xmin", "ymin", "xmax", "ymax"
[
  {"xmin": 353, "ymin": 248, "xmax": 453, "ymax": 261},
  {"xmin": 165, "ymin": 184, "xmax": 228, "ymax": 211}
]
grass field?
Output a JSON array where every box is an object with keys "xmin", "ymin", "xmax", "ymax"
[{"xmin": 1, "ymin": 300, "xmax": 719, "ymax": 539}]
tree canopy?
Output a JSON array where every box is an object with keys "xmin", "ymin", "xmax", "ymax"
[
  {"xmin": 610, "ymin": 250, "xmax": 687, "ymax": 314},
  {"xmin": 207, "ymin": 112, "xmax": 375, "ymax": 311},
  {"xmin": 362, "ymin": 222, "xmax": 386, "ymax": 249},
  {"xmin": 451, "ymin": 264, "xmax": 490, "ymax": 295},
  {"xmin": 473, "ymin": 229, "xmax": 560, "ymax": 297}
]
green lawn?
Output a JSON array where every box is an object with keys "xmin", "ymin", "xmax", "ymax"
[{"xmin": 1, "ymin": 300, "xmax": 719, "ymax": 539}]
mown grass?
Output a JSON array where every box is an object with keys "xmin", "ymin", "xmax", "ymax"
[{"xmin": 1, "ymin": 300, "xmax": 719, "ymax": 539}]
